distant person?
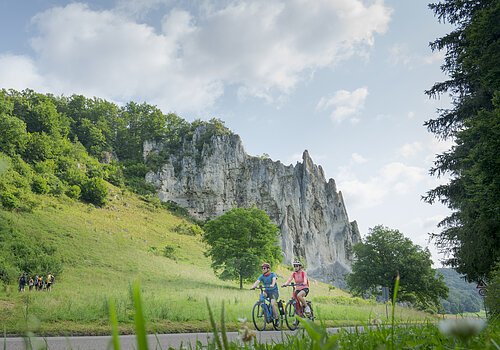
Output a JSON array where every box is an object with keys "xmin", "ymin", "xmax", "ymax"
[
  {"xmin": 282, "ymin": 260, "xmax": 311, "ymax": 316},
  {"xmin": 46, "ymin": 272, "xmax": 54, "ymax": 291},
  {"xmin": 28, "ymin": 277, "xmax": 34, "ymax": 291},
  {"xmin": 36, "ymin": 275, "xmax": 43, "ymax": 291},
  {"xmin": 18, "ymin": 273, "xmax": 26, "ymax": 292},
  {"xmin": 251, "ymin": 263, "xmax": 280, "ymax": 325}
]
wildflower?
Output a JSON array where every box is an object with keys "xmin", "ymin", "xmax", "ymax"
[
  {"xmin": 238, "ymin": 317, "xmax": 256, "ymax": 343},
  {"xmin": 438, "ymin": 318, "xmax": 486, "ymax": 342}
]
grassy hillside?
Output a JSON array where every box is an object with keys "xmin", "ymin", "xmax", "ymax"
[{"xmin": 0, "ymin": 185, "xmax": 435, "ymax": 336}]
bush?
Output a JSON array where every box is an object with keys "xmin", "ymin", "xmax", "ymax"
[
  {"xmin": 0, "ymin": 257, "xmax": 19, "ymax": 284},
  {"xmin": 81, "ymin": 177, "xmax": 108, "ymax": 206},
  {"xmin": 31, "ymin": 175, "xmax": 49, "ymax": 194},
  {"xmin": 104, "ymin": 162, "xmax": 125, "ymax": 187},
  {"xmin": 173, "ymin": 223, "xmax": 203, "ymax": 236},
  {"xmin": 163, "ymin": 245, "xmax": 176, "ymax": 259},
  {"xmin": 0, "ymin": 190, "xmax": 20, "ymax": 210},
  {"xmin": 48, "ymin": 175, "xmax": 67, "ymax": 195},
  {"xmin": 66, "ymin": 184, "xmax": 81, "ymax": 199}
]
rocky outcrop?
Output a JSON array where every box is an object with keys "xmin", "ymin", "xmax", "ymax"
[{"xmin": 145, "ymin": 126, "xmax": 361, "ymax": 287}]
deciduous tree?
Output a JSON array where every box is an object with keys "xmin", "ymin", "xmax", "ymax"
[
  {"xmin": 203, "ymin": 207, "xmax": 282, "ymax": 289},
  {"xmin": 347, "ymin": 225, "xmax": 448, "ymax": 309}
]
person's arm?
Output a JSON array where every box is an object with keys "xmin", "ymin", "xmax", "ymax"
[
  {"xmin": 283, "ymin": 273, "xmax": 294, "ymax": 286},
  {"xmin": 251, "ymin": 277, "xmax": 261, "ymax": 289},
  {"xmin": 270, "ymin": 275, "xmax": 277, "ymax": 288}
]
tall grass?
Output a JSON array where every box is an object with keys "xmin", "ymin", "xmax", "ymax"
[{"xmin": 108, "ymin": 283, "xmax": 497, "ymax": 350}]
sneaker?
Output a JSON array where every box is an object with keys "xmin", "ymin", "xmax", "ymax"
[{"xmin": 304, "ymin": 306, "xmax": 311, "ymax": 316}]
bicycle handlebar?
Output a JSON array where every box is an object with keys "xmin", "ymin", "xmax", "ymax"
[
  {"xmin": 281, "ymin": 283, "xmax": 306, "ymax": 287},
  {"xmin": 251, "ymin": 285, "xmax": 275, "ymax": 291}
]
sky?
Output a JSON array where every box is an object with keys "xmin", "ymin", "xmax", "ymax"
[{"xmin": 0, "ymin": 0, "xmax": 456, "ymax": 266}]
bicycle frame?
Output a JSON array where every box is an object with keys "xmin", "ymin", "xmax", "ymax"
[
  {"xmin": 285, "ymin": 283, "xmax": 306, "ymax": 316},
  {"xmin": 258, "ymin": 291, "xmax": 274, "ymax": 321},
  {"xmin": 252, "ymin": 285, "xmax": 283, "ymax": 331}
]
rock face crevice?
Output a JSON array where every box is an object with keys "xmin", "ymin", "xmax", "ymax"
[{"xmin": 145, "ymin": 127, "xmax": 361, "ymax": 287}]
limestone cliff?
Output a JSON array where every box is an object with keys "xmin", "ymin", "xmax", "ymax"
[{"xmin": 145, "ymin": 126, "xmax": 361, "ymax": 287}]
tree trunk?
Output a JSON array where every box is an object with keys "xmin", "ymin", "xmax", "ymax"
[{"xmin": 239, "ymin": 274, "xmax": 243, "ymax": 289}]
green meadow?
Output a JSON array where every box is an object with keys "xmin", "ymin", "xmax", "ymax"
[{"xmin": 1, "ymin": 185, "xmax": 436, "ymax": 336}]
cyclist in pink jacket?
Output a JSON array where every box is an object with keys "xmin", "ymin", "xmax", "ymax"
[{"xmin": 283, "ymin": 260, "xmax": 311, "ymax": 315}]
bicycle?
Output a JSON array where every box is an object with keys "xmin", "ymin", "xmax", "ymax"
[
  {"xmin": 281, "ymin": 283, "xmax": 315, "ymax": 330},
  {"xmin": 251, "ymin": 285, "xmax": 284, "ymax": 331}
]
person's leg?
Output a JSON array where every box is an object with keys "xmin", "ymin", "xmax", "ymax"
[
  {"xmin": 271, "ymin": 298, "xmax": 278, "ymax": 318},
  {"xmin": 296, "ymin": 290, "xmax": 307, "ymax": 308},
  {"xmin": 297, "ymin": 290, "xmax": 311, "ymax": 314}
]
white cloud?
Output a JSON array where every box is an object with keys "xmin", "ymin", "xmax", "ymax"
[
  {"xmin": 351, "ymin": 152, "xmax": 367, "ymax": 164},
  {"xmin": 397, "ymin": 141, "xmax": 423, "ymax": 158},
  {"xmin": 422, "ymin": 51, "xmax": 445, "ymax": 65},
  {"xmin": 336, "ymin": 161, "xmax": 426, "ymax": 208},
  {"xmin": 0, "ymin": 0, "xmax": 391, "ymax": 113},
  {"xmin": 316, "ymin": 87, "xmax": 369, "ymax": 123},
  {"xmin": 0, "ymin": 54, "xmax": 45, "ymax": 91},
  {"xmin": 389, "ymin": 44, "xmax": 445, "ymax": 69}
]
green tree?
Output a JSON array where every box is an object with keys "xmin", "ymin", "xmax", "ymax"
[
  {"xmin": 203, "ymin": 207, "xmax": 282, "ymax": 289},
  {"xmin": 0, "ymin": 114, "xmax": 28, "ymax": 156},
  {"xmin": 347, "ymin": 225, "xmax": 448, "ymax": 309},
  {"xmin": 424, "ymin": 0, "xmax": 500, "ymax": 282}
]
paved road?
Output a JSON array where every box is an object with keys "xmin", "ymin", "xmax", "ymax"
[
  {"xmin": 3, "ymin": 327, "xmax": 359, "ymax": 350},
  {"xmin": 4, "ymin": 330, "xmax": 292, "ymax": 350}
]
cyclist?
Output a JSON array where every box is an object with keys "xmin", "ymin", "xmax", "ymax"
[
  {"xmin": 282, "ymin": 260, "xmax": 311, "ymax": 316},
  {"xmin": 251, "ymin": 262, "xmax": 280, "ymax": 324}
]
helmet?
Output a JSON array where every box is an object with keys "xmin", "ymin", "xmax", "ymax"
[
  {"xmin": 292, "ymin": 260, "xmax": 302, "ymax": 267},
  {"xmin": 261, "ymin": 262, "xmax": 270, "ymax": 269}
]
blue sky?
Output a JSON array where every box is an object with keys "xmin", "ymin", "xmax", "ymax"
[{"xmin": 1, "ymin": 0, "xmax": 455, "ymax": 265}]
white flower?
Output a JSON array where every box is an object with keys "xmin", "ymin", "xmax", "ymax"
[{"xmin": 438, "ymin": 319, "xmax": 487, "ymax": 341}]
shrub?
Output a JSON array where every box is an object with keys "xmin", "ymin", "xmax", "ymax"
[
  {"xmin": 81, "ymin": 177, "xmax": 108, "ymax": 206},
  {"xmin": 173, "ymin": 223, "xmax": 203, "ymax": 236},
  {"xmin": 31, "ymin": 175, "xmax": 49, "ymax": 194},
  {"xmin": 0, "ymin": 257, "xmax": 19, "ymax": 284},
  {"xmin": 104, "ymin": 162, "xmax": 125, "ymax": 187},
  {"xmin": 163, "ymin": 245, "xmax": 176, "ymax": 259},
  {"xmin": 66, "ymin": 184, "xmax": 81, "ymax": 199},
  {"xmin": 0, "ymin": 190, "xmax": 20, "ymax": 210}
]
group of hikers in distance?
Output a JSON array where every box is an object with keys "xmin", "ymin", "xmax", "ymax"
[
  {"xmin": 18, "ymin": 272, "xmax": 55, "ymax": 292},
  {"xmin": 251, "ymin": 260, "xmax": 310, "ymax": 325}
]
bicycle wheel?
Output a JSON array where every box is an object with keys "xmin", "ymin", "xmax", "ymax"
[
  {"xmin": 273, "ymin": 301, "xmax": 285, "ymax": 331},
  {"xmin": 306, "ymin": 301, "xmax": 315, "ymax": 321},
  {"xmin": 284, "ymin": 300, "xmax": 299, "ymax": 330},
  {"xmin": 252, "ymin": 302, "xmax": 267, "ymax": 331},
  {"xmin": 273, "ymin": 313, "xmax": 283, "ymax": 331}
]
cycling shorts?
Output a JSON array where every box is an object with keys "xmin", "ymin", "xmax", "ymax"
[
  {"xmin": 264, "ymin": 289, "xmax": 279, "ymax": 300},
  {"xmin": 295, "ymin": 288, "xmax": 309, "ymax": 297}
]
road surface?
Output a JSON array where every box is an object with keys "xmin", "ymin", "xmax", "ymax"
[{"xmin": 3, "ymin": 327, "xmax": 360, "ymax": 350}]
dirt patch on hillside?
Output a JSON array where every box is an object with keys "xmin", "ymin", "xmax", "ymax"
[{"xmin": 0, "ymin": 300, "xmax": 15, "ymax": 310}]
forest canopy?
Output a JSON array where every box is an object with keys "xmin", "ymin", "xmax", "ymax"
[{"xmin": 0, "ymin": 88, "xmax": 232, "ymax": 209}]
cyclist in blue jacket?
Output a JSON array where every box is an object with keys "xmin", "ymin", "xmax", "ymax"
[{"xmin": 251, "ymin": 262, "xmax": 279, "ymax": 324}]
